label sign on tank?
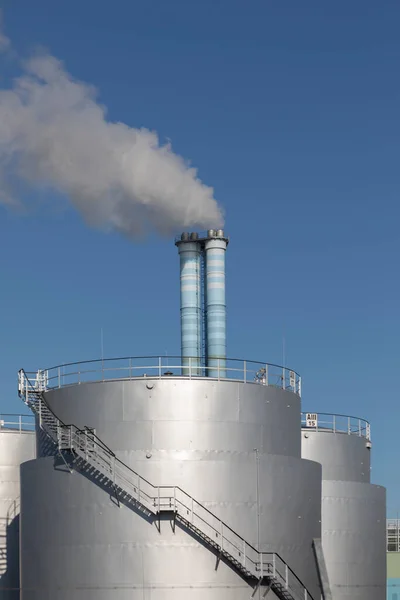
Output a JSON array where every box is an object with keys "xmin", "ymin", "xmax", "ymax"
[{"xmin": 306, "ymin": 413, "xmax": 318, "ymax": 428}]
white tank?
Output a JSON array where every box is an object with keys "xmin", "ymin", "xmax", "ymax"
[
  {"xmin": 0, "ymin": 415, "xmax": 36, "ymax": 599},
  {"xmin": 20, "ymin": 358, "xmax": 322, "ymax": 600},
  {"xmin": 301, "ymin": 412, "xmax": 386, "ymax": 600}
]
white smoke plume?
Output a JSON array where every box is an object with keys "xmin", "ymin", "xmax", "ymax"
[{"xmin": 0, "ymin": 47, "xmax": 223, "ymax": 235}]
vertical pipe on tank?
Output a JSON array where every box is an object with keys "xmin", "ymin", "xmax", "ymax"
[
  {"xmin": 205, "ymin": 229, "xmax": 228, "ymax": 378},
  {"xmin": 176, "ymin": 233, "xmax": 201, "ymax": 375}
]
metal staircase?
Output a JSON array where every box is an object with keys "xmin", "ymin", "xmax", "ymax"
[{"xmin": 18, "ymin": 369, "xmax": 314, "ymax": 600}]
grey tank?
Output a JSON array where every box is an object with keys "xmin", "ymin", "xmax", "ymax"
[
  {"xmin": 0, "ymin": 426, "xmax": 36, "ymax": 599},
  {"xmin": 301, "ymin": 423, "xmax": 386, "ymax": 600},
  {"xmin": 20, "ymin": 379, "xmax": 322, "ymax": 600}
]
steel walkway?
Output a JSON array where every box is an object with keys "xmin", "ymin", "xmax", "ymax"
[{"xmin": 18, "ymin": 369, "xmax": 314, "ymax": 600}]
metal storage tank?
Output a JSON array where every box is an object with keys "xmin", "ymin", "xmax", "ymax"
[
  {"xmin": 301, "ymin": 412, "xmax": 386, "ymax": 600},
  {"xmin": 20, "ymin": 358, "xmax": 322, "ymax": 600},
  {"xmin": 0, "ymin": 414, "xmax": 36, "ymax": 599}
]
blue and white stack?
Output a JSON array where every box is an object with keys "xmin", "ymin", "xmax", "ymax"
[{"xmin": 176, "ymin": 229, "xmax": 229, "ymax": 377}]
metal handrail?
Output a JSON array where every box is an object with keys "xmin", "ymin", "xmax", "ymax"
[
  {"xmin": 174, "ymin": 231, "xmax": 228, "ymax": 243},
  {"xmin": 24, "ymin": 355, "xmax": 301, "ymax": 396},
  {"xmin": 18, "ymin": 369, "xmax": 313, "ymax": 600},
  {"xmin": 0, "ymin": 413, "xmax": 35, "ymax": 432},
  {"xmin": 301, "ymin": 412, "xmax": 371, "ymax": 440},
  {"xmin": 6, "ymin": 498, "xmax": 20, "ymax": 525}
]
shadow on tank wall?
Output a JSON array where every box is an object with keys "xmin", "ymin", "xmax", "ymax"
[
  {"xmin": 0, "ymin": 513, "xmax": 21, "ymax": 600},
  {"xmin": 52, "ymin": 452, "xmax": 264, "ymax": 587}
]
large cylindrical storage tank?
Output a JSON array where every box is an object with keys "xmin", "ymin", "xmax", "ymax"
[
  {"xmin": 301, "ymin": 412, "xmax": 386, "ymax": 600},
  {"xmin": 0, "ymin": 416, "xmax": 36, "ymax": 599},
  {"xmin": 20, "ymin": 359, "xmax": 322, "ymax": 600}
]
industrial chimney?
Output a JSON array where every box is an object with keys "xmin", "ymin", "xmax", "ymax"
[
  {"xmin": 175, "ymin": 232, "xmax": 202, "ymax": 375},
  {"xmin": 204, "ymin": 229, "xmax": 228, "ymax": 377},
  {"xmin": 176, "ymin": 230, "xmax": 229, "ymax": 377}
]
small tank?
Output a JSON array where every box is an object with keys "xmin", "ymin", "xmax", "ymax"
[
  {"xmin": 181, "ymin": 232, "xmax": 189, "ymax": 241},
  {"xmin": 216, "ymin": 229, "xmax": 224, "ymax": 238},
  {"xmin": 301, "ymin": 412, "xmax": 386, "ymax": 600},
  {"xmin": 190, "ymin": 232, "xmax": 199, "ymax": 240},
  {"xmin": 0, "ymin": 415, "xmax": 36, "ymax": 600},
  {"xmin": 207, "ymin": 229, "xmax": 216, "ymax": 238}
]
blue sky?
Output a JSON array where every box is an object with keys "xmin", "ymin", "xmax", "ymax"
[{"xmin": 1, "ymin": 1, "xmax": 399, "ymax": 511}]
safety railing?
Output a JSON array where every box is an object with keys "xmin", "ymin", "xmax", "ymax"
[
  {"xmin": 387, "ymin": 519, "xmax": 400, "ymax": 552},
  {"xmin": 23, "ymin": 356, "xmax": 301, "ymax": 396},
  {"xmin": 6, "ymin": 498, "xmax": 20, "ymax": 526},
  {"xmin": 0, "ymin": 413, "xmax": 35, "ymax": 432},
  {"xmin": 18, "ymin": 368, "xmax": 312, "ymax": 600},
  {"xmin": 174, "ymin": 231, "xmax": 227, "ymax": 244},
  {"xmin": 301, "ymin": 412, "xmax": 370, "ymax": 440}
]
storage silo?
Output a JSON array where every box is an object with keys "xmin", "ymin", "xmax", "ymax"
[
  {"xmin": 301, "ymin": 412, "xmax": 386, "ymax": 600},
  {"xmin": 0, "ymin": 415, "xmax": 36, "ymax": 600},
  {"xmin": 19, "ymin": 359, "xmax": 322, "ymax": 600}
]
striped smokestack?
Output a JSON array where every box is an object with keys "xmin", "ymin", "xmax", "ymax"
[
  {"xmin": 175, "ymin": 232, "xmax": 201, "ymax": 375},
  {"xmin": 204, "ymin": 229, "xmax": 228, "ymax": 377},
  {"xmin": 176, "ymin": 230, "xmax": 228, "ymax": 377}
]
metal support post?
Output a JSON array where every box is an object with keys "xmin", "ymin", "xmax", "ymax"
[
  {"xmin": 265, "ymin": 365, "xmax": 269, "ymax": 386},
  {"xmin": 220, "ymin": 521, "xmax": 223, "ymax": 551},
  {"xmin": 57, "ymin": 422, "xmax": 61, "ymax": 450},
  {"xmin": 285, "ymin": 563, "xmax": 288, "ymax": 588},
  {"xmin": 262, "ymin": 584, "xmax": 272, "ymax": 597},
  {"xmin": 254, "ymin": 448, "xmax": 260, "ymax": 553},
  {"xmin": 282, "ymin": 367, "xmax": 286, "ymax": 389},
  {"xmin": 158, "ymin": 356, "xmax": 162, "ymax": 378},
  {"xmin": 244, "ymin": 360, "xmax": 247, "ymax": 383}
]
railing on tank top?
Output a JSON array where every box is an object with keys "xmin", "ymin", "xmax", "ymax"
[
  {"xmin": 301, "ymin": 412, "xmax": 370, "ymax": 441},
  {"xmin": 0, "ymin": 413, "xmax": 35, "ymax": 432},
  {"xmin": 23, "ymin": 356, "xmax": 302, "ymax": 396}
]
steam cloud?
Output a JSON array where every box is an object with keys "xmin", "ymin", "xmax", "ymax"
[{"xmin": 0, "ymin": 44, "xmax": 223, "ymax": 235}]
